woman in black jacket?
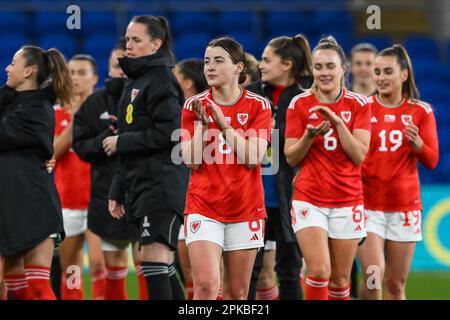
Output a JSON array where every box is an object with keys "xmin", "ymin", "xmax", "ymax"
[
  {"xmin": 0, "ymin": 46, "xmax": 73, "ymax": 300},
  {"xmin": 103, "ymin": 16, "xmax": 189, "ymax": 300},
  {"xmin": 246, "ymin": 35, "xmax": 313, "ymax": 300},
  {"xmin": 72, "ymin": 41, "xmax": 144, "ymax": 300}
]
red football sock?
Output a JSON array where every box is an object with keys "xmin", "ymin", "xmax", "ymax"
[
  {"xmin": 61, "ymin": 273, "xmax": 84, "ymax": 300},
  {"xmin": 91, "ymin": 270, "xmax": 106, "ymax": 300},
  {"xmin": 185, "ymin": 281, "xmax": 194, "ymax": 300},
  {"xmin": 4, "ymin": 274, "xmax": 33, "ymax": 300},
  {"xmin": 105, "ymin": 265, "xmax": 128, "ymax": 300},
  {"xmin": 25, "ymin": 265, "xmax": 56, "ymax": 300},
  {"xmin": 328, "ymin": 284, "xmax": 351, "ymax": 300},
  {"xmin": 135, "ymin": 264, "xmax": 148, "ymax": 300},
  {"xmin": 305, "ymin": 276, "xmax": 329, "ymax": 300},
  {"xmin": 216, "ymin": 286, "xmax": 223, "ymax": 300},
  {"xmin": 256, "ymin": 284, "xmax": 279, "ymax": 300}
]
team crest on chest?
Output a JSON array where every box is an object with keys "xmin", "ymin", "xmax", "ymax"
[
  {"xmin": 341, "ymin": 111, "xmax": 352, "ymax": 123},
  {"xmin": 237, "ymin": 113, "xmax": 249, "ymax": 125},
  {"xmin": 401, "ymin": 115, "xmax": 413, "ymax": 126},
  {"xmin": 190, "ymin": 221, "xmax": 201, "ymax": 233},
  {"xmin": 131, "ymin": 89, "xmax": 139, "ymax": 102}
]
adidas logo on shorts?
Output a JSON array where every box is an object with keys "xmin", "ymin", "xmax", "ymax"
[
  {"xmin": 250, "ymin": 234, "xmax": 259, "ymax": 241},
  {"xmin": 141, "ymin": 229, "xmax": 150, "ymax": 238}
]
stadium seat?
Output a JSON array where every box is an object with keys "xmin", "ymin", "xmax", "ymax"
[
  {"xmin": 0, "ymin": 34, "xmax": 32, "ymax": 59},
  {"xmin": 170, "ymin": 11, "xmax": 214, "ymax": 38},
  {"xmin": 404, "ymin": 36, "xmax": 440, "ymax": 60},
  {"xmin": 216, "ymin": 11, "xmax": 259, "ymax": 36},
  {"xmin": 265, "ymin": 11, "xmax": 314, "ymax": 39},
  {"xmin": 38, "ymin": 33, "xmax": 78, "ymax": 59},
  {"xmin": 0, "ymin": 12, "xmax": 28, "ymax": 36},
  {"xmin": 174, "ymin": 33, "xmax": 210, "ymax": 61},
  {"xmin": 83, "ymin": 33, "xmax": 118, "ymax": 58},
  {"xmin": 82, "ymin": 11, "xmax": 119, "ymax": 34},
  {"xmin": 353, "ymin": 36, "xmax": 392, "ymax": 52}
]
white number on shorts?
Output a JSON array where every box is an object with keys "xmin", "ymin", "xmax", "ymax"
[
  {"xmin": 352, "ymin": 206, "xmax": 364, "ymax": 223},
  {"xmin": 379, "ymin": 129, "xmax": 403, "ymax": 152},
  {"xmin": 248, "ymin": 220, "xmax": 261, "ymax": 232},
  {"xmin": 324, "ymin": 129, "xmax": 337, "ymax": 151},
  {"xmin": 218, "ymin": 132, "xmax": 232, "ymax": 155}
]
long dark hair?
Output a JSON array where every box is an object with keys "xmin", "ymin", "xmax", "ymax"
[
  {"xmin": 378, "ymin": 44, "xmax": 420, "ymax": 99},
  {"xmin": 21, "ymin": 46, "xmax": 74, "ymax": 107},
  {"xmin": 176, "ymin": 59, "xmax": 208, "ymax": 93},
  {"xmin": 131, "ymin": 15, "xmax": 174, "ymax": 60},
  {"xmin": 268, "ymin": 34, "xmax": 312, "ymax": 82},
  {"xmin": 208, "ymin": 37, "xmax": 247, "ymax": 84}
]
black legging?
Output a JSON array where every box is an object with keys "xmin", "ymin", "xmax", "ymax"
[{"xmin": 248, "ymin": 208, "xmax": 303, "ymax": 300}]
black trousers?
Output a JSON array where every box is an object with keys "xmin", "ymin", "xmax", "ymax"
[{"xmin": 248, "ymin": 208, "xmax": 303, "ymax": 300}]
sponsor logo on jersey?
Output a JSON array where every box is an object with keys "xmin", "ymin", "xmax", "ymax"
[
  {"xmin": 131, "ymin": 88, "xmax": 139, "ymax": 102},
  {"xmin": 190, "ymin": 221, "xmax": 201, "ymax": 233},
  {"xmin": 237, "ymin": 113, "xmax": 249, "ymax": 125},
  {"xmin": 371, "ymin": 116, "xmax": 378, "ymax": 123},
  {"xmin": 225, "ymin": 116, "xmax": 231, "ymax": 124},
  {"xmin": 300, "ymin": 208, "xmax": 309, "ymax": 219},
  {"xmin": 99, "ymin": 111, "xmax": 109, "ymax": 120},
  {"xmin": 250, "ymin": 233, "xmax": 259, "ymax": 241},
  {"xmin": 341, "ymin": 111, "xmax": 352, "ymax": 123},
  {"xmin": 309, "ymin": 113, "xmax": 319, "ymax": 120},
  {"xmin": 384, "ymin": 114, "xmax": 396, "ymax": 122},
  {"xmin": 401, "ymin": 114, "xmax": 413, "ymax": 126}
]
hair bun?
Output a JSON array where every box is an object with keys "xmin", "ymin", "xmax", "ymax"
[{"xmin": 319, "ymin": 36, "xmax": 338, "ymax": 46}]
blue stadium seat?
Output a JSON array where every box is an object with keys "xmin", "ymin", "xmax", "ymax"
[
  {"xmin": 353, "ymin": 36, "xmax": 392, "ymax": 52},
  {"xmin": 0, "ymin": 34, "xmax": 32, "ymax": 59},
  {"xmin": 216, "ymin": 11, "xmax": 259, "ymax": 36},
  {"xmin": 313, "ymin": 11, "xmax": 353, "ymax": 34},
  {"xmin": 82, "ymin": 11, "xmax": 119, "ymax": 34},
  {"xmin": 232, "ymin": 32, "xmax": 259, "ymax": 56},
  {"xmin": 170, "ymin": 12, "xmax": 214, "ymax": 38},
  {"xmin": 33, "ymin": 11, "xmax": 73, "ymax": 34},
  {"xmin": 418, "ymin": 80, "xmax": 450, "ymax": 104},
  {"xmin": 126, "ymin": 9, "xmax": 166, "ymax": 22},
  {"xmin": 83, "ymin": 33, "xmax": 118, "ymax": 58},
  {"xmin": 0, "ymin": 12, "xmax": 28, "ymax": 35},
  {"xmin": 404, "ymin": 36, "xmax": 439, "ymax": 60},
  {"xmin": 38, "ymin": 33, "xmax": 77, "ymax": 59},
  {"xmin": 265, "ymin": 11, "xmax": 314, "ymax": 38},
  {"xmin": 174, "ymin": 33, "xmax": 210, "ymax": 61}
]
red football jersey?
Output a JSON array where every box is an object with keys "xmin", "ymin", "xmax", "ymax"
[
  {"xmin": 54, "ymin": 105, "xmax": 91, "ymax": 209},
  {"xmin": 182, "ymin": 89, "xmax": 272, "ymax": 222},
  {"xmin": 285, "ymin": 88, "xmax": 371, "ymax": 207},
  {"xmin": 362, "ymin": 96, "xmax": 439, "ymax": 212}
]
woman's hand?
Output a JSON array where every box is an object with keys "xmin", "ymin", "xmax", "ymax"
[
  {"xmin": 191, "ymin": 99, "xmax": 209, "ymax": 125},
  {"xmin": 306, "ymin": 121, "xmax": 331, "ymax": 138},
  {"xmin": 404, "ymin": 122, "xmax": 423, "ymax": 152},
  {"xmin": 206, "ymin": 97, "xmax": 230, "ymax": 131},
  {"xmin": 45, "ymin": 156, "xmax": 56, "ymax": 173},
  {"xmin": 108, "ymin": 199, "xmax": 125, "ymax": 219},
  {"xmin": 309, "ymin": 106, "xmax": 343, "ymax": 126},
  {"xmin": 102, "ymin": 136, "xmax": 119, "ymax": 156}
]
